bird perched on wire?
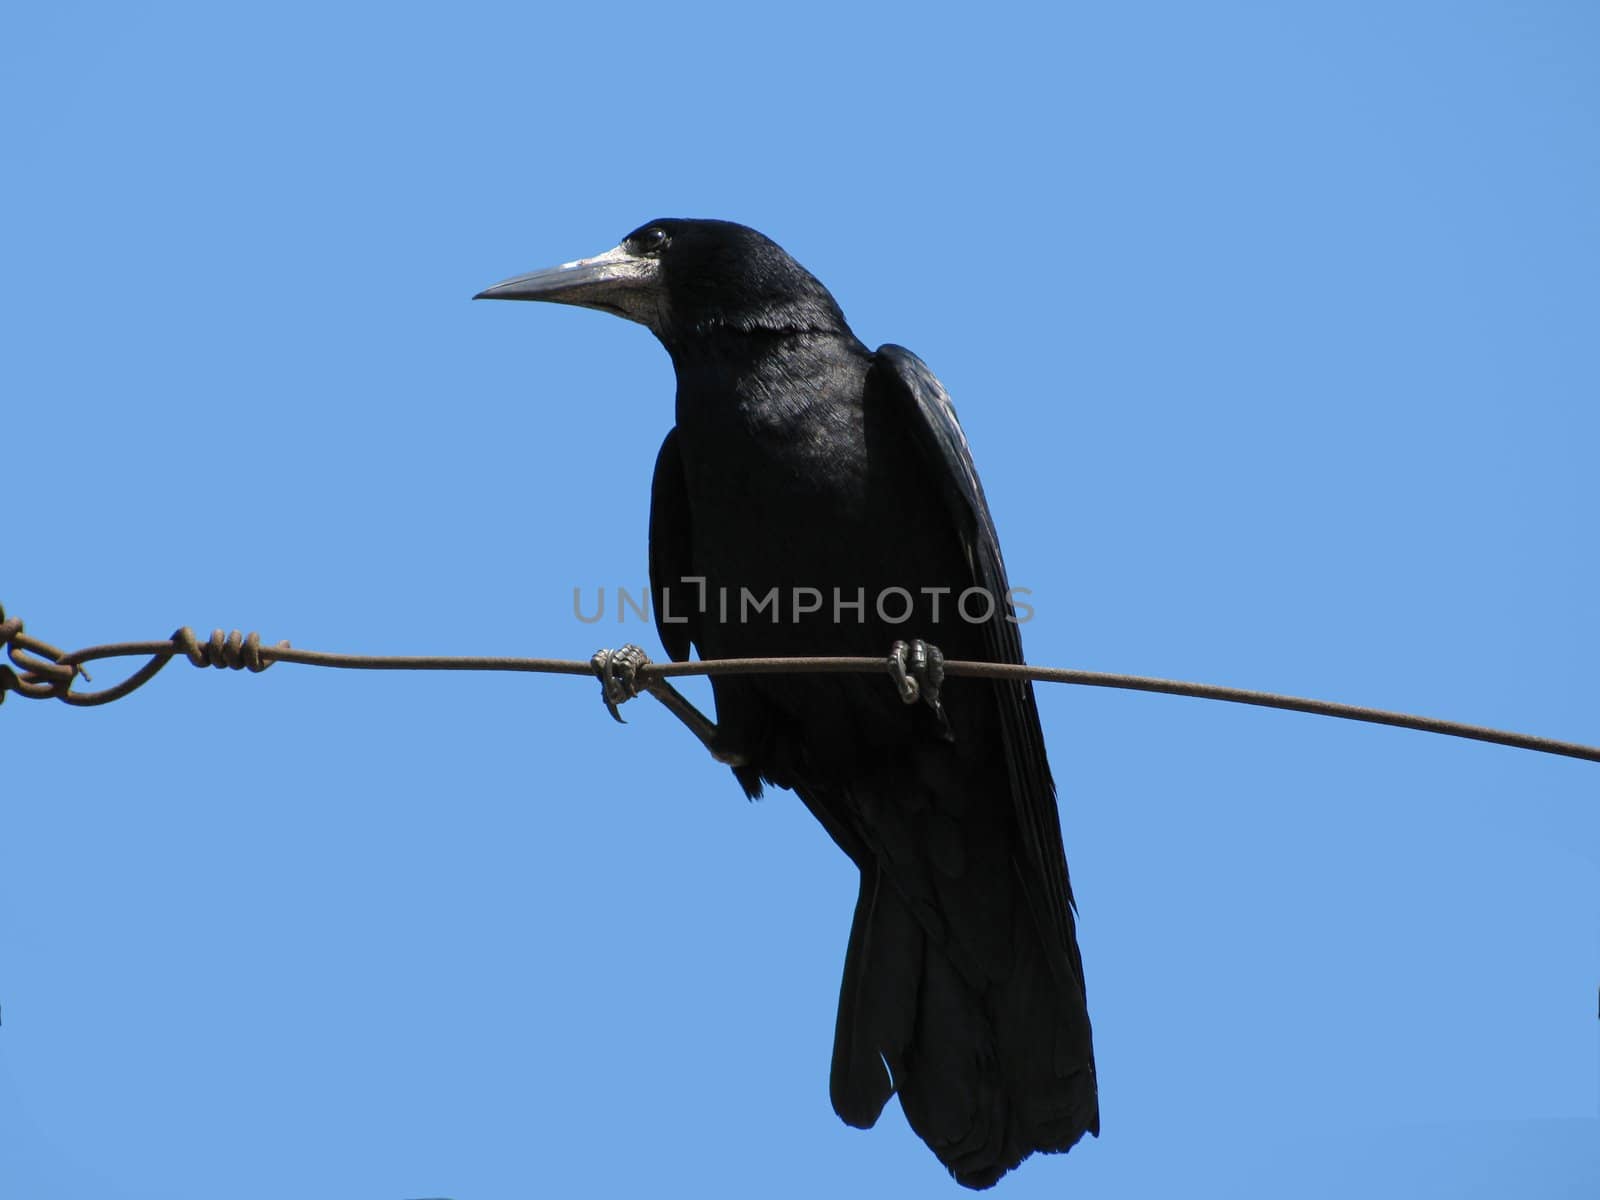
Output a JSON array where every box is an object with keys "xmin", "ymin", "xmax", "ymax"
[{"xmin": 476, "ymin": 220, "xmax": 1096, "ymax": 1188}]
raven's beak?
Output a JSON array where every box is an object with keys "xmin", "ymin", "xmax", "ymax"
[{"xmin": 474, "ymin": 244, "xmax": 661, "ymax": 326}]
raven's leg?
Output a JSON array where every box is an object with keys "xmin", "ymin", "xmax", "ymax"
[
  {"xmin": 590, "ymin": 644, "xmax": 750, "ymax": 767},
  {"xmin": 889, "ymin": 639, "xmax": 954, "ymax": 741}
]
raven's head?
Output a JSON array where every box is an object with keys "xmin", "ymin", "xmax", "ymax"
[{"xmin": 475, "ymin": 219, "xmax": 848, "ymax": 347}]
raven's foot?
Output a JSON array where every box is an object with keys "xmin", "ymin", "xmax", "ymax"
[
  {"xmin": 588, "ymin": 643, "xmax": 751, "ymax": 767},
  {"xmin": 591, "ymin": 643, "xmax": 651, "ymax": 723},
  {"xmin": 888, "ymin": 639, "xmax": 954, "ymax": 740}
]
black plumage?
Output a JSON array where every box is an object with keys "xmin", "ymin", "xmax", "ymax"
[{"xmin": 477, "ymin": 219, "xmax": 1097, "ymax": 1187}]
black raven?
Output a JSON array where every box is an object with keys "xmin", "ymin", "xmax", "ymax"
[{"xmin": 477, "ymin": 220, "xmax": 1097, "ymax": 1187}]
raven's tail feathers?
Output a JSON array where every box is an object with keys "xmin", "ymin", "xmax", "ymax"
[{"xmin": 829, "ymin": 865, "xmax": 1098, "ymax": 1189}]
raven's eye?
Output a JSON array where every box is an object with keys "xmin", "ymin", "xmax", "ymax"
[{"xmin": 633, "ymin": 227, "xmax": 668, "ymax": 254}]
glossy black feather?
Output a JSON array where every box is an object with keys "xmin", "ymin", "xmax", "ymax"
[
  {"xmin": 648, "ymin": 427, "xmax": 695, "ymax": 665},
  {"xmin": 870, "ymin": 346, "xmax": 1088, "ymax": 1002}
]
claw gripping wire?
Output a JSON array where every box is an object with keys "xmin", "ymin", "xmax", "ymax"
[
  {"xmin": 887, "ymin": 639, "xmax": 945, "ymax": 707},
  {"xmin": 591, "ymin": 644, "xmax": 651, "ymax": 724}
]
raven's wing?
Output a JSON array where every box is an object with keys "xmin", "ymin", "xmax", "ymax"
[
  {"xmin": 869, "ymin": 344, "xmax": 1085, "ymax": 999},
  {"xmin": 649, "ymin": 427, "xmax": 695, "ymax": 664}
]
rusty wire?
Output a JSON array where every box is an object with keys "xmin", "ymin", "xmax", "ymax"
[{"xmin": 2, "ymin": 603, "xmax": 1595, "ymax": 764}]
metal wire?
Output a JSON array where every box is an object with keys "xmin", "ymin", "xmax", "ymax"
[{"xmin": 2, "ymin": 604, "xmax": 1595, "ymax": 763}]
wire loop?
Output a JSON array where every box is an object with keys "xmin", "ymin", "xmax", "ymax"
[{"xmin": 1, "ymin": 607, "xmax": 83, "ymax": 702}]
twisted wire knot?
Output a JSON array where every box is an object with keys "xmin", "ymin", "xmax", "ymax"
[{"xmin": 173, "ymin": 627, "xmax": 276, "ymax": 673}]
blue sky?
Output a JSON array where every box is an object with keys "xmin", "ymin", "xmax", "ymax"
[{"xmin": 3, "ymin": 2, "xmax": 1596, "ymax": 1196}]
